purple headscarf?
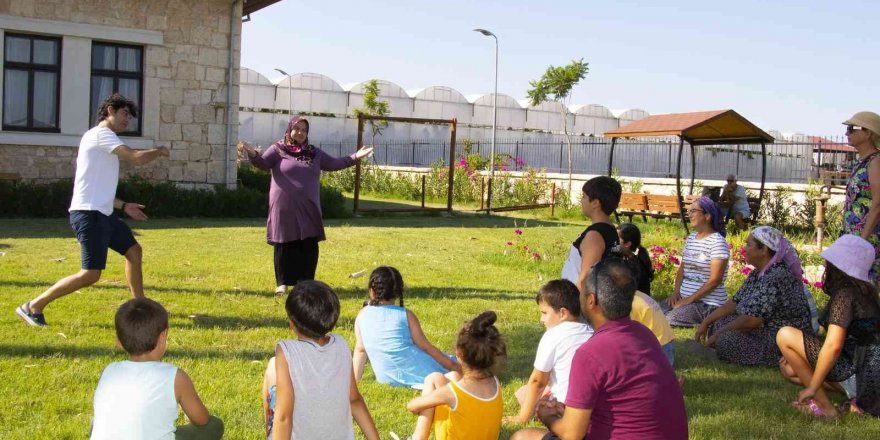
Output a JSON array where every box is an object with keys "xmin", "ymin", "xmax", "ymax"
[
  {"xmin": 273, "ymin": 116, "xmax": 316, "ymax": 163},
  {"xmin": 751, "ymin": 226, "xmax": 803, "ymax": 279},
  {"xmin": 697, "ymin": 196, "xmax": 727, "ymax": 237}
]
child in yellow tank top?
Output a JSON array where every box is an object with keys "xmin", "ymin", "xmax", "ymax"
[{"xmin": 405, "ymin": 311, "xmax": 506, "ymax": 440}]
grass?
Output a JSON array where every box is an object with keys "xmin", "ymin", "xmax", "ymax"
[{"xmin": 0, "ymin": 213, "xmax": 878, "ymax": 439}]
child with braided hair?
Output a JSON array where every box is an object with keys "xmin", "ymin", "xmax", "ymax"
[{"xmin": 353, "ymin": 266, "xmax": 459, "ymax": 387}]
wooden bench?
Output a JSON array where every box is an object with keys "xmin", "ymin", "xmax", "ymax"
[
  {"xmin": 646, "ymin": 194, "xmax": 684, "ymax": 220},
  {"xmin": 614, "ymin": 192, "xmax": 649, "ymax": 222},
  {"xmin": 0, "ymin": 172, "xmax": 20, "ymax": 182}
]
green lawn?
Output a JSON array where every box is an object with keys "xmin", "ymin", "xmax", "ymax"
[{"xmin": 0, "ymin": 214, "xmax": 877, "ymax": 439}]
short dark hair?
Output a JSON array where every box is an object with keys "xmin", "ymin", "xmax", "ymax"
[
  {"xmin": 456, "ymin": 311, "xmax": 507, "ymax": 376},
  {"xmin": 584, "ymin": 259, "xmax": 636, "ymax": 320},
  {"xmin": 286, "ymin": 280, "xmax": 340, "ymax": 339},
  {"xmin": 582, "ymin": 176, "xmax": 621, "ymax": 214},
  {"xmin": 115, "ymin": 298, "xmax": 169, "ymax": 355},
  {"xmin": 536, "ymin": 279, "xmax": 581, "ymax": 317},
  {"xmin": 95, "ymin": 93, "xmax": 138, "ymax": 125}
]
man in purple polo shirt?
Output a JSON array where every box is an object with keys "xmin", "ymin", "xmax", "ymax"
[{"xmin": 512, "ymin": 259, "xmax": 688, "ymax": 440}]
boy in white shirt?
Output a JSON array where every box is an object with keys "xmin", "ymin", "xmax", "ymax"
[
  {"xmin": 91, "ymin": 298, "xmax": 223, "ymax": 440},
  {"xmin": 16, "ymin": 93, "xmax": 169, "ymax": 326},
  {"xmin": 505, "ymin": 280, "xmax": 593, "ymax": 424}
]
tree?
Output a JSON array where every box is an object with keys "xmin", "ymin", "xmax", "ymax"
[
  {"xmin": 353, "ymin": 79, "xmax": 390, "ymax": 159},
  {"xmin": 526, "ymin": 59, "xmax": 589, "ymax": 193}
]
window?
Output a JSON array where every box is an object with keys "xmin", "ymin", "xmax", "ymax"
[
  {"xmin": 90, "ymin": 42, "xmax": 143, "ymax": 135},
  {"xmin": 2, "ymin": 33, "xmax": 61, "ymax": 132}
]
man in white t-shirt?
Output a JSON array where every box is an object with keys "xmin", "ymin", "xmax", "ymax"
[
  {"xmin": 719, "ymin": 174, "xmax": 750, "ymax": 229},
  {"xmin": 16, "ymin": 93, "xmax": 169, "ymax": 326},
  {"xmin": 506, "ymin": 279, "xmax": 593, "ymax": 425}
]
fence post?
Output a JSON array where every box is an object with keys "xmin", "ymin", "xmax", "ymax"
[
  {"xmin": 480, "ymin": 177, "xmax": 485, "ymax": 211},
  {"xmin": 421, "ymin": 175, "xmax": 426, "ymax": 208},
  {"xmin": 515, "ymin": 141, "xmax": 520, "ymax": 170},
  {"xmin": 550, "ymin": 182, "xmax": 556, "ymax": 217},
  {"xmin": 559, "ymin": 141, "xmax": 564, "ymax": 173},
  {"xmin": 411, "ymin": 142, "xmax": 416, "ymax": 165}
]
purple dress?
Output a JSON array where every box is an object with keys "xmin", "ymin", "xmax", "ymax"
[{"xmin": 250, "ymin": 144, "xmax": 355, "ymax": 244}]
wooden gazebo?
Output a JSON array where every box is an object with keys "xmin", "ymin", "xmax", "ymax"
[{"xmin": 604, "ymin": 109, "xmax": 774, "ymax": 231}]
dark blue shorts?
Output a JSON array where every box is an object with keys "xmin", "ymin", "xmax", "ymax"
[{"xmin": 69, "ymin": 210, "xmax": 137, "ymax": 270}]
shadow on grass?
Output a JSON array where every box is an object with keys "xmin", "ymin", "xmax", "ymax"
[
  {"xmin": 0, "ymin": 343, "xmax": 268, "ymax": 360},
  {"xmin": 0, "ymin": 214, "xmax": 568, "ymax": 239},
  {"xmin": 0, "ymin": 279, "xmax": 277, "ymax": 299}
]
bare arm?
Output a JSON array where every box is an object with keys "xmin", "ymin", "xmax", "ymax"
[
  {"xmin": 677, "ymin": 258, "xmax": 728, "ymax": 306},
  {"xmin": 349, "ymin": 368, "xmax": 380, "ymax": 440},
  {"xmin": 800, "ymin": 324, "xmax": 847, "ymax": 402},
  {"xmin": 508, "ymin": 368, "xmax": 551, "ymax": 424},
  {"xmin": 576, "ymin": 231, "xmax": 606, "ymax": 294},
  {"xmin": 406, "ymin": 382, "xmax": 455, "ymax": 414},
  {"xmin": 695, "ymin": 300, "xmax": 736, "ymax": 343},
  {"xmin": 705, "ymin": 314, "xmax": 764, "ymax": 347},
  {"xmin": 407, "ymin": 310, "xmax": 457, "ymax": 371},
  {"xmin": 666, "ymin": 263, "xmax": 686, "ymax": 307},
  {"xmin": 540, "ymin": 404, "xmax": 592, "ymax": 440},
  {"xmin": 272, "ymin": 346, "xmax": 295, "ymax": 440},
  {"xmin": 353, "ymin": 315, "xmax": 368, "ymax": 381},
  {"xmin": 860, "ymin": 158, "xmax": 880, "ymax": 240},
  {"xmin": 174, "ymin": 369, "xmax": 210, "ymax": 426},
  {"xmin": 112, "ymin": 145, "xmax": 169, "ymax": 166}
]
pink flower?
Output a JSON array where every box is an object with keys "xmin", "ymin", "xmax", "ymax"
[
  {"xmin": 515, "ymin": 157, "xmax": 526, "ymax": 167},
  {"xmin": 458, "ymin": 159, "xmax": 468, "ymax": 168},
  {"xmin": 741, "ymin": 267, "xmax": 753, "ymax": 275},
  {"xmin": 532, "ymin": 252, "xmax": 541, "ymax": 260},
  {"xmin": 654, "ymin": 262, "xmax": 666, "ymax": 270},
  {"xmin": 802, "ymin": 277, "xmax": 810, "ymax": 284},
  {"xmin": 506, "ymin": 241, "xmax": 513, "ymax": 246},
  {"xmin": 814, "ymin": 281, "xmax": 824, "ymax": 289},
  {"xmin": 669, "ymin": 256, "xmax": 681, "ymax": 265},
  {"xmin": 514, "ymin": 229, "xmax": 522, "ymax": 235}
]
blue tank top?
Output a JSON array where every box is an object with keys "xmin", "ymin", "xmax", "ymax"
[{"xmin": 358, "ymin": 305, "xmax": 448, "ymax": 387}]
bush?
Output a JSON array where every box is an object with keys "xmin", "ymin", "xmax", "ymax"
[
  {"xmin": 0, "ymin": 167, "xmax": 349, "ymax": 219},
  {"xmin": 758, "ymin": 187, "xmax": 793, "ymax": 228}
]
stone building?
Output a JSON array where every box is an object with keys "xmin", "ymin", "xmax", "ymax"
[{"xmin": 0, "ymin": 0, "xmax": 280, "ymax": 187}]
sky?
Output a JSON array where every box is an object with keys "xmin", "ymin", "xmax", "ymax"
[{"xmin": 241, "ymin": 0, "xmax": 879, "ymax": 136}]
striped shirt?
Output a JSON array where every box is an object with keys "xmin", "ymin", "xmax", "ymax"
[{"xmin": 680, "ymin": 232, "xmax": 729, "ymax": 306}]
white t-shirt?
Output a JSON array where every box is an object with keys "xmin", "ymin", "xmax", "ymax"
[
  {"xmin": 680, "ymin": 232, "xmax": 730, "ymax": 306},
  {"xmin": 90, "ymin": 361, "xmax": 178, "ymax": 440},
  {"xmin": 533, "ymin": 320, "xmax": 593, "ymax": 402},
  {"xmin": 70, "ymin": 126, "xmax": 123, "ymax": 216},
  {"xmin": 730, "ymin": 185, "xmax": 750, "ymax": 216}
]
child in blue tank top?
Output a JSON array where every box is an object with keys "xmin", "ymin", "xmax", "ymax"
[{"xmin": 353, "ymin": 266, "xmax": 460, "ymax": 387}]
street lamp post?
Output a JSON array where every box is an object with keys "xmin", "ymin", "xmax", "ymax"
[
  {"xmin": 274, "ymin": 68, "xmax": 292, "ymax": 119},
  {"xmin": 474, "ymin": 29, "xmax": 498, "ymax": 212}
]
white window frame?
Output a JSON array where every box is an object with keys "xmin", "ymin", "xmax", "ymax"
[{"xmin": 0, "ymin": 15, "xmax": 162, "ymax": 147}]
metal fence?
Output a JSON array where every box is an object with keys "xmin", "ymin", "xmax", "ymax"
[{"xmin": 314, "ymin": 135, "xmax": 854, "ymax": 184}]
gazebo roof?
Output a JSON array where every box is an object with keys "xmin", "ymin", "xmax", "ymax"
[{"xmin": 604, "ymin": 109, "xmax": 774, "ymax": 145}]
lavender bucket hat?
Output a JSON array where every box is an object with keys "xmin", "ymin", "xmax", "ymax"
[{"xmin": 820, "ymin": 235, "xmax": 875, "ymax": 283}]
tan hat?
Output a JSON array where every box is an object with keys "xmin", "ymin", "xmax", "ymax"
[{"xmin": 843, "ymin": 111, "xmax": 880, "ymax": 136}]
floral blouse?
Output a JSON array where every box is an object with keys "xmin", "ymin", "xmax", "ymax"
[
  {"xmin": 844, "ymin": 152, "xmax": 880, "ymax": 282},
  {"xmin": 732, "ymin": 262, "xmax": 812, "ymax": 334}
]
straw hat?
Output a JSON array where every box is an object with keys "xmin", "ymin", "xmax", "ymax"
[
  {"xmin": 821, "ymin": 234, "xmax": 875, "ymax": 283},
  {"xmin": 843, "ymin": 111, "xmax": 880, "ymax": 148}
]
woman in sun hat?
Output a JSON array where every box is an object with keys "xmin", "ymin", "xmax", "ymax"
[
  {"xmin": 776, "ymin": 235, "xmax": 880, "ymax": 418},
  {"xmin": 842, "ymin": 111, "xmax": 880, "ymax": 284},
  {"xmin": 695, "ymin": 226, "xmax": 815, "ymax": 367}
]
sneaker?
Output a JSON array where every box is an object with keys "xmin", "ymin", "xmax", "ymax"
[
  {"xmin": 274, "ymin": 285, "xmax": 287, "ymax": 296},
  {"xmin": 16, "ymin": 302, "xmax": 47, "ymax": 326}
]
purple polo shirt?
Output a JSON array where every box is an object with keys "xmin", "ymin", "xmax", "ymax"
[{"xmin": 566, "ymin": 317, "xmax": 687, "ymax": 440}]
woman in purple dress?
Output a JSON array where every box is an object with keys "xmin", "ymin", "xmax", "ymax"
[{"xmin": 238, "ymin": 116, "xmax": 372, "ymax": 294}]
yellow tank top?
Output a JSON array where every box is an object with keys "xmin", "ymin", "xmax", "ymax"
[{"xmin": 432, "ymin": 377, "xmax": 503, "ymax": 440}]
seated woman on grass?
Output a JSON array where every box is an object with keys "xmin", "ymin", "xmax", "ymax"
[
  {"xmin": 661, "ymin": 196, "xmax": 730, "ymax": 327},
  {"xmin": 353, "ymin": 266, "xmax": 459, "ymax": 387},
  {"xmin": 695, "ymin": 226, "xmax": 815, "ymax": 366},
  {"xmin": 777, "ymin": 235, "xmax": 880, "ymax": 419}
]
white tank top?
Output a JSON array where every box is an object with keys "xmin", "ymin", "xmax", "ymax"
[{"xmin": 90, "ymin": 361, "xmax": 178, "ymax": 440}]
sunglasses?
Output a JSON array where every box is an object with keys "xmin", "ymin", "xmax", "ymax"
[
  {"xmin": 687, "ymin": 208, "xmax": 704, "ymax": 214},
  {"xmin": 846, "ymin": 125, "xmax": 866, "ymax": 134}
]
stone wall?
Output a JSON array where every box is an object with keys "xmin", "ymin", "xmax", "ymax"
[{"xmin": 0, "ymin": 0, "xmax": 241, "ymax": 188}]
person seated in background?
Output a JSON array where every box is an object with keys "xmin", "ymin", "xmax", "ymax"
[
  {"xmin": 695, "ymin": 226, "xmax": 815, "ymax": 366},
  {"xmin": 90, "ymin": 298, "xmax": 224, "ymax": 440},
  {"xmin": 506, "ymin": 280, "xmax": 593, "ymax": 425},
  {"xmin": 719, "ymin": 174, "xmax": 750, "ymax": 229}
]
